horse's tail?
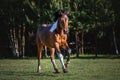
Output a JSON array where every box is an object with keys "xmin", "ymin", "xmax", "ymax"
[
  {"xmin": 28, "ymin": 31, "xmax": 36, "ymax": 45},
  {"xmin": 36, "ymin": 26, "xmax": 44, "ymax": 59},
  {"xmin": 36, "ymin": 26, "xmax": 41, "ymax": 45}
]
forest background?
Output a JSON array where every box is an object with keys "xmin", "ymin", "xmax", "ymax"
[{"xmin": 0, "ymin": 0, "xmax": 120, "ymax": 58}]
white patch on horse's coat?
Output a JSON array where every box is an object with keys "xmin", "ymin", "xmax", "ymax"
[
  {"xmin": 51, "ymin": 59, "xmax": 58, "ymax": 69},
  {"xmin": 42, "ymin": 24, "xmax": 48, "ymax": 26},
  {"xmin": 68, "ymin": 48, "xmax": 71, "ymax": 54},
  {"xmin": 57, "ymin": 52, "xmax": 66, "ymax": 69},
  {"xmin": 37, "ymin": 65, "xmax": 41, "ymax": 73},
  {"xmin": 50, "ymin": 21, "xmax": 57, "ymax": 32}
]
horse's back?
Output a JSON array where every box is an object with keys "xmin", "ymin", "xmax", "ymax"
[{"xmin": 38, "ymin": 24, "xmax": 51, "ymax": 31}]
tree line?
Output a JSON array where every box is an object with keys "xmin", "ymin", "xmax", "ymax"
[{"xmin": 0, "ymin": 0, "xmax": 120, "ymax": 58}]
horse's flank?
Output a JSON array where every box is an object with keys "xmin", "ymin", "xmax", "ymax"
[{"xmin": 36, "ymin": 24, "xmax": 53, "ymax": 48}]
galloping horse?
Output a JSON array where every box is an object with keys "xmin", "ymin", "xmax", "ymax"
[{"xmin": 36, "ymin": 10, "xmax": 71, "ymax": 73}]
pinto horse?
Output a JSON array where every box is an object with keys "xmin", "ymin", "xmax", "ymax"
[{"xmin": 36, "ymin": 10, "xmax": 71, "ymax": 73}]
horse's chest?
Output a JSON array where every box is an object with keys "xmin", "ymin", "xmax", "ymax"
[{"xmin": 55, "ymin": 34, "xmax": 66, "ymax": 44}]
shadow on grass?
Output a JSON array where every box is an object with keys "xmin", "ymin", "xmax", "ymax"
[
  {"xmin": 0, "ymin": 71, "xmax": 60, "ymax": 77},
  {"xmin": 0, "ymin": 54, "xmax": 120, "ymax": 60},
  {"xmin": 71, "ymin": 54, "xmax": 120, "ymax": 59}
]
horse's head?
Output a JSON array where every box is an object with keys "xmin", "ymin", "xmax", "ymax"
[{"xmin": 55, "ymin": 10, "xmax": 69, "ymax": 34}]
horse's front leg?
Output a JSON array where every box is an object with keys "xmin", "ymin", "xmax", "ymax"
[
  {"xmin": 50, "ymin": 48, "xmax": 60, "ymax": 73},
  {"xmin": 55, "ymin": 42, "xmax": 68, "ymax": 73},
  {"xmin": 63, "ymin": 42, "xmax": 71, "ymax": 68}
]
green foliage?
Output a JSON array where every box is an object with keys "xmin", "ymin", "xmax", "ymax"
[
  {"xmin": 0, "ymin": 0, "xmax": 118, "ymax": 32},
  {"xmin": 0, "ymin": 0, "xmax": 120, "ymax": 54}
]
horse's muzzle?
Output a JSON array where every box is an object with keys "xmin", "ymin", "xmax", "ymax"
[{"xmin": 63, "ymin": 30, "xmax": 69, "ymax": 34}]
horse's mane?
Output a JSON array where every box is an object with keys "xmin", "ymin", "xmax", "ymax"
[{"xmin": 54, "ymin": 10, "xmax": 68, "ymax": 22}]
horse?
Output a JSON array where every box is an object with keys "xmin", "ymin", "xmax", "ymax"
[{"xmin": 36, "ymin": 10, "xmax": 71, "ymax": 73}]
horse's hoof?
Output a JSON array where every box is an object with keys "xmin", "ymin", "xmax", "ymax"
[
  {"xmin": 54, "ymin": 68, "xmax": 60, "ymax": 73},
  {"xmin": 54, "ymin": 71, "xmax": 60, "ymax": 74},
  {"xmin": 63, "ymin": 69, "xmax": 68, "ymax": 73},
  {"xmin": 37, "ymin": 70, "xmax": 41, "ymax": 73},
  {"xmin": 65, "ymin": 63, "xmax": 68, "ymax": 68},
  {"xmin": 37, "ymin": 68, "xmax": 41, "ymax": 73}
]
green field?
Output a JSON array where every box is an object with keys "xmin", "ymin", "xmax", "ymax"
[{"xmin": 0, "ymin": 55, "xmax": 120, "ymax": 80}]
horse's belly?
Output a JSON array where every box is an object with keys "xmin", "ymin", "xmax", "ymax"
[{"xmin": 43, "ymin": 39, "xmax": 54, "ymax": 48}]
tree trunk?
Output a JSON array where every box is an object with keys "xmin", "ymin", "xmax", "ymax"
[
  {"xmin": 18, "ymin": 25, "xmax": 22, "ymax": 57},
  {"xmin": 9, "ymin": 29, "xmax": 16, "ymax": 56},
  {"xmin": 113, "ymin": 27, "xmax": 119, "ymax": 55},
  {"xmin": 9, "ymin": 27, "xmax": 19, "ymax": 57},
  {"xmin": 21, "ymin": 25, "xmax": 25, "ymax": 58},
  {"xmin": 81, "ymin": 31, "xmax": 84, "ymax": 54},
  {"xmin": 112, "ymin": 13, "xmax": 119, "ymax": 55},
  {"xmin": 75, "ymin": 31, "xmax": 79, "ymax": 58}
]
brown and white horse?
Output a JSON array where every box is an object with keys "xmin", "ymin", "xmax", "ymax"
[{"xmin": 36, "ymin": 10, "xmax": 71, "ymax": 73}]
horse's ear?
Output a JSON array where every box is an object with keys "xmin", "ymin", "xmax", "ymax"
[
  {"xmin": 53, "ymin": 10, "xmax": 69, "ymax": 21},
  {"xmin": 53, "ymin": 10, "xmax": 61, "ymax": 21},
  {"xmin": 54, "ymin": 9, "xmax": 68, "ymax": 16},
  {"xmin": 66, "ymin": 11, "xmax": 69, "ymax": 15},
  {"xmin": 64, "ymin": 10, "xmax": 69, "ymax": 15}
]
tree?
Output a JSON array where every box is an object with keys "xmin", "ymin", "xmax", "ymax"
[{"xmin": 0, "ymin": 0, "xmax": 120, "ymax": 58}]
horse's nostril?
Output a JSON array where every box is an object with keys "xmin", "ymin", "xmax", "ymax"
[{"xmin": 64, "ymin": 30, "xmax": 69, "ymax": 34}]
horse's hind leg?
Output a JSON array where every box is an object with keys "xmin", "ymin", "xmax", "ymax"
[
  {"xmin": 37, "ymin": 43, "xmax": 43, "ymax": 73},
  {"xmin": 50, "ymin": 48, "xmax": 60, "ymax": 73}
]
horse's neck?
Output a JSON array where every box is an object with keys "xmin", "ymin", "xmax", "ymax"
[{"xmin": 56, "ymin": 28, "xmax": 64, "ymax": 36}]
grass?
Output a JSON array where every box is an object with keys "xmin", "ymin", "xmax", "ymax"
[{"xmin": 0, "ymin": 55, "xmax": 120, "ymax": 80}]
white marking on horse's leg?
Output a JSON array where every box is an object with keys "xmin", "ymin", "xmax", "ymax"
[
  {"xmin": 37, "ymin": 59, "xmax": 41, "ymax": 73},
  {"xmin": 51, "ymin": 59, "xmax": 58, "ymax": 69},
  {"xmin": 37, "ymin": 65, "xmax": 41, "ymax": 73},
  {"xmin": 66, "ymin": 48, "xmax": 71, "ymax": 63},
  {"xmin": 68, "ymin": 48, "xmax": 71, "ymax": 54},
  {"xmin": 57, "ymin": 52, "xmax": 65, "ymax": 69},
  {"xmin": 50, "ymin": 48, "xmax": 59, "ymax": 72},
  {"xmin": 51, "ymin": 58, "xmax": 59, "ymax": 73}
]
